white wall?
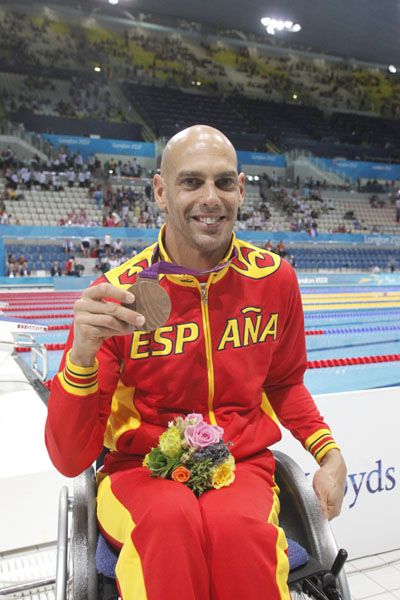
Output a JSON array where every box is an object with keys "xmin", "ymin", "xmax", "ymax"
[{"xmin": 273, "ymin": 386, "xmax": 400, "ymax": 559}]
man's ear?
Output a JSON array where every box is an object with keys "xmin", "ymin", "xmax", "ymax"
[
  {"xmin": 153, "ymin": 174, "xmax": 168, "ymax": 211},
  {"xmin": 238, "ymin": 172, "xmax": 245, "ymax": 207}
]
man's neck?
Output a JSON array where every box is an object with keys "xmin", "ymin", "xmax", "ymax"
[{"xmin": 165, "ymin": 247, "xmax": 226, "ymax": 272}]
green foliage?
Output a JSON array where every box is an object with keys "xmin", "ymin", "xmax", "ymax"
[
  {"xmin": 184, "ymin": 458, "xmax": 213, "ymax": 496},
  {"xmin": 146, "ymin": 446, "xmax": 183, "ymax": 479}
]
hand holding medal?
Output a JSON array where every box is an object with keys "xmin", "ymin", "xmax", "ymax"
[{"xmin": 122, "ymin": 274, "xmax": 172, "ymax": 332}]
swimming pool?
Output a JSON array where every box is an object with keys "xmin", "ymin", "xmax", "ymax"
[{"xmin": 3, "ymin": 288, "xmax": 400, "ymax": 395}]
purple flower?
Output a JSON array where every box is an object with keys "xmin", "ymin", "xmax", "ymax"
[{"xmin": 184, "ymin": 420, "xmax": 224, "ymax": 449}]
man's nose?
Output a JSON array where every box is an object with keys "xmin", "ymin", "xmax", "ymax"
[{"xmin": 202, "ymin": 182, "xmax": 220, "ymax": 206}]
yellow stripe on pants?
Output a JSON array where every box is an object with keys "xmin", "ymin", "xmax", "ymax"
[
  {"xmin": 97, "ymin": 475, "xmax": 148, "ymax": 600},
  {"xmin": 269, "ymin": 480, "xmax": 290, "ymax": 600}
]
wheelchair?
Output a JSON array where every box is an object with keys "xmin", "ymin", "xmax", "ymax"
[{"xmin": 55, "ymin": 450, "xmax": 351, "ymax": 600}]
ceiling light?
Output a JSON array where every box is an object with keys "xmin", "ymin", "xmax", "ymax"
[
  {"xmin": 261, "ymin": 17, "xmax": 301, "ymax": 35},
  {"xmin": 109, "ymin": 0, "xmax": 118, "ymax": 5},
  {"xmin": 94, "ymin": 66, "xmax": 101, "ymax": 72},
  {"xmin": 388, "ymin": 65, "xmax": 397, "ymax": 73}
]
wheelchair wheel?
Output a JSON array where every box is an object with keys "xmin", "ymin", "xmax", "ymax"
[
  {"xmin": 273, "ymin": 450, "xmax": 351, "ymax": 600},
  {"xmin": 291, "ymin": 579, "xmax": 347, "ymax": 600},
  {"xmin": 70, "ymin": 468, "xmax": 99, "ymax": 600}
]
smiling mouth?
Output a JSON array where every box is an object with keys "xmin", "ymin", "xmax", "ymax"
[{"xmin": 192, "ymin": 216, "xmax": 225, "ymax": 225}]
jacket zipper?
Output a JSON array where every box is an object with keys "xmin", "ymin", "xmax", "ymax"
[
  {"xmin": 200, "ymin": 282, "xmax": 208, "ymax": 305},
  {"xmin": 199, "ymin": 282, "xmax": 217, "ymax": 425}
]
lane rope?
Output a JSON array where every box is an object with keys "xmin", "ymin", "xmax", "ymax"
[
  {"xmin": 306, "ymin": 325, "xmax": 400, "ymax": 335},
  {"xmin": 14, "ymin": 343, "xmax": 400, "ymax": 370},
  {"xmin": 305, "ymin": 310, "xmax": 400, "ymax": 319},
  {"xmin": 308, "ymin": 355, "xmax": 400, "ymax": 368}
]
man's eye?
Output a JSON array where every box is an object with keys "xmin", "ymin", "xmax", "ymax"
[
  {"xmin": 217, "ymin": 178, "xmax": 235, "ymax": 189},
  {"xmin": 183, "ymin": 178, "xmax": 201, "ymax": 187}
]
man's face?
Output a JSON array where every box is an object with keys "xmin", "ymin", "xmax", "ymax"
[{"xmin": 154, "ymin": 128, "xmax": 244, "ymax": 266}]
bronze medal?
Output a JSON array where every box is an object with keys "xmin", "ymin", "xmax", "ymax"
[{"xmin": 122, "ymin": 276, "xmax": 171, "ymax": 332}]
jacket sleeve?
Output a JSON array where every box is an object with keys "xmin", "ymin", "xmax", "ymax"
[
  {"xmin": 45, "ymin": 326, "xmax": 122, "ymax": 478},
  {"xmin": 263, "ymin": 263, "xmax": 340, "ymax": 463}
]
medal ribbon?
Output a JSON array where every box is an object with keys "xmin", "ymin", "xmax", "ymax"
[{"xmin": 139, "ymin": 244, "xmax": 238, "ymax": 280}]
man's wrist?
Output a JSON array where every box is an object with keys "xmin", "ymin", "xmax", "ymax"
[
  {"xmin": 69, "ymin": 348, "xmax": 97, "ymax": 368},
  {"xmin": 320, "ymin": 448, "xmax": 342, "ymax": 467}
]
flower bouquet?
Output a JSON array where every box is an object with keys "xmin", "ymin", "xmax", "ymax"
[{"xmin": 143, "ymin": 413, "xmax": 235, "ymax": 496}]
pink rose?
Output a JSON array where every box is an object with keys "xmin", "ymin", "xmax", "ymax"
[
  {"xmin": 184, "ymin": 421, "xmax": 224, "ymax": 449},
  {"xmin": 185, "ymin": 413, "xmax": 203, "ymax": 424}
]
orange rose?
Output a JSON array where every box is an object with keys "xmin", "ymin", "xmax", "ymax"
[{"xmin": 171, "ymin": 466, "xmax": 191, "ymax": 483}]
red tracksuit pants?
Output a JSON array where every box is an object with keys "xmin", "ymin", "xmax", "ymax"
[{"xmin": 97, "ymin": 450, "xmax": 290, "ymax": 600}]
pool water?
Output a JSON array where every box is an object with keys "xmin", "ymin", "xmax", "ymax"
[{"xmin": 6, "ymin": 288, "xmax": 400, "ymax": 395}]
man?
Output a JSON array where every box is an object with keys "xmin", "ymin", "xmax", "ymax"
[
  {"xmin": 396, "ymin": 191, "xmax": 400, "ymax": 223},
  {"xmin": 45, "ymin": 125, "xmax": 346, "ymax": 600}
]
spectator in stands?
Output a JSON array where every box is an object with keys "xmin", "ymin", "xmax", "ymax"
[
  {"xmin": 132, "ymin": 157, "xmax": 141, "ymax": 177},
  {"xmin": 19, "ymin": 258, "xmax": 30, "ymax": 277},
  {"xmin": 78, "ymin": 171, "xmax": 86, "ymax": 188},
  {"xmin": 264, "ymin": 240, "xmax": 273, "ymax": 251},
  {"xmin": 111, "ymin": 210, "xmax": 121, "ymax": 227},
  {"xmin": 39, "ymin": 171, "xmax": 48, "ymax": 190},
  {"xmin": 106, "ymin": 212, "xmax": 115, "ymax": 227},
  {"xmin": 108, "ymin": 253, "xmax": 121, "ymax": 270},
  {"xmin": 74, "ymin": 150, "xmax": 83, "ymax": 171},
  {"xmin": 276, "ymin": 240, "xmax": 286, "ymax": 257},
  {"xmin": 85, "ymin": 170, "xmax": 92, "ymax": 188},
  {"xmin": 52, "ymin": 173, "xmax": 63, "ymax": 191},
  {"xmin": 65, "ymin": 256, "xmax": 75, "ymax": 276},
  {"xmin": 94, "ymin": 187, "xmax": 103, "ymax": 210},
  {"xmin": 50, "ymin": 261, "xmax": 62, "ymax": 276},
  {"xmin": 112, "ymin": 238, "xmax": 123, "ymax": 256},
  {"xmin": 308, "ymin": 221, "xmax": 318, "ymax": 238},
  {"xmin": 3, "ymin": 146, "xmax": 15, "ymax": 166},
  {"xmin": 7, "ymin": 255, "xmax": 18, "ymax": 277},
  {"xmin": 369, "ymin": 195, "xmax": 384, "ymax": 208},
  {"xmin": 81, "ymin": 236, "xmax": 91, "ymax": 258},
  {"xmin": 144, "ymin": 182, "xmax": 152, "ymax": 200},
  {"xmin": 395, "ymin": 192, "xmax": 400, "ymax": 223},
  {"xmin": 63, "ymin": 238, "xmax": 74, "ymax": 254},
  {"xmin": 104, "ymin": 232, "xmax": 112, "ymax": 257},
  {"xmin": 387, "ymin": 256, "xmax": 397, "ymax": 272},
  {"xmin": 67, "ymin": 168, "xmax": 75, "ymax": 187}
]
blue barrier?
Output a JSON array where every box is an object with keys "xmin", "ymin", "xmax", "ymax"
[
  {"xmin": 1, "ymin": 225, "xmax": 400, "ymax": 247},
  {"xmin": 1, "ymin": 272, "xmax": 399, "ymax": 291},
  {"xmin": 236, "ymin": 151, "xmax": 286, "ymax": 168},
  {"xmin": 41, "ymin": 134, "xmax": 155, "ymax": 159},
  {"xmin": 297, "ymin": 272, "xmax": 400, "ymax": 287},
  {"xmin": 315, "ymin": 157, "xmax": 400, "ymax": 181}
]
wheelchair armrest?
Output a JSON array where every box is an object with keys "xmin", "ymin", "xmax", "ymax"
[{"xmin": 272, "ymin": 450, "xmax": 338, "ymax": 568}]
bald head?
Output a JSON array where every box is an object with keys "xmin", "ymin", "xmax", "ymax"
[
  {"xmin": 160, "ymin": 125, "xmax": 237, "ymax": 176},
  {"xmin": 153, "ymin": 124, "xmax": 244, "ymax": 269}
]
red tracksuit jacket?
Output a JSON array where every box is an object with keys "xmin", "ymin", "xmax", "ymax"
[{"xmin": 45, "ymin": 231, "xmax": 338, "ymax": 477}]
